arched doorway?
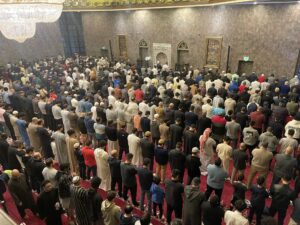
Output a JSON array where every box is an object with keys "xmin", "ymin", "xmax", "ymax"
[
  {"xmin": 138, "ymin": 39, "xmax": 149, "ymax": 67},
  {"xmin": 176, "ymin": 41, "xmax": 189, "ymax": 71},
  {"xmin": 156, "ymin": 52, "xmax": 168, "ymax": 65}
]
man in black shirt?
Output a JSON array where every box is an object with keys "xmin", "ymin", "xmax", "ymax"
[
  {"xmin": 117, "ymin": 124, "xmax": 129, "ymax": 160},
  {"xmin": 168, "ymin": 142, "xmax": 186, "ymax": 182},
  {"xmin": 186, "ymin": 147, "xmax": 201, "ymax": 185},
  {"xmin": 201, "ymin": 195, "xmax": 224, "ymax": 225},
  {"xmin": 120, "ymin": 153, "xmax": 139, "ymax": 206},
  {"xmin": 137, "ymin": 158, "xmax": 153, "ymax": 212},
  {"xmin": 169, "ymin": 119, "xmax": 183, "ymax": 149},
  {"xmin": 140, "ymin": 111, "xmax": 151, "ymax": 133},
  {"xmin": 140, "ymin": 131, "xmax": 155, "ymax": 170},
  {"xmin": 165, "ymin": 169, "xmax": 184, "ymax": 225},
  {"xmin": 231, "ymin": 143, "xmax": 248, "ymax": 183},
  {"xmin": 269, "ymin": 176, "xmax": 295, "ymax": 225},
  {"xmin": 108, "ymin": 150, "xmax": 122, "ymax": 197}
]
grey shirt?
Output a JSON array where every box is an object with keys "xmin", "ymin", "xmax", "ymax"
[
  {"xmin": 243, "ymin": 127, "xmax": 259, "ymax": 146},
  {"xmin": 274, "ymin": 154, "xmax": 297, "ymax": 178}
]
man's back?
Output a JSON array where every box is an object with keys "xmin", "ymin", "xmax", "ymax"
[
  {"xmin": 165, "ymin": 179, "xmax": 184, "ymax": 207},
  {"xmin": 251, "ymin": 148, "xmax": 272, "ymax": 170}
]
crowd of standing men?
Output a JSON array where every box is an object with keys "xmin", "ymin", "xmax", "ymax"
[{"xmin": 0, "ymin": 55, "xmax": 300, "ymax": 225}]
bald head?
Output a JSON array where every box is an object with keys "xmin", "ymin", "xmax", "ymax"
[
  {"xmin": 111, "ymin": 149, "xmax": 118, "ymax": 158},
  {"xmin": 239, "ymin": 143, "xmax": 246, "ymax": 151},
  {"xmin": 11, "ymin": 169, "xmax": 20, "ymax": 178},
  {"xmin": 33, "ymin": 152, "xmax": 42, "ymax": 160}
]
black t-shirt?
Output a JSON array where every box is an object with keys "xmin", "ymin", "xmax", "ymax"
[
  {"xmin": 232, "ymin": 149, "xmax": 248, "ymax": 170},
  {"xmin": 165, "ymin": 179, "xmax": 184, "ymax": 207},
  {"xmin": 201, "ymin": 201, "xmax": 224, "ymax": 225}
]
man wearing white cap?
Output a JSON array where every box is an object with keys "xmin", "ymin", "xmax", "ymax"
[{"xmin": 10, "ymin": 111, "xmax": 21, "ymax": 141}]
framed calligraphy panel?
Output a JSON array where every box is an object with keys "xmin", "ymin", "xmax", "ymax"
[{"xmin": 204, "ymin": 36, "xmax": 223, "ymax": 69}]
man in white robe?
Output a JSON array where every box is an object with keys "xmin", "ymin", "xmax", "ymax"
[
  {"xmin": 94, "ymin": 141, "xmax": 111, "ymax": 191},
  {"xmin": 127, "ymin": 129, "xmax": 142, "ymax": 167}
]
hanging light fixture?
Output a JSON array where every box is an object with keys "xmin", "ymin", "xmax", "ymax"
[{"xmin": 0, "ymin": 0, "xmax": 65, "ymax": 43}]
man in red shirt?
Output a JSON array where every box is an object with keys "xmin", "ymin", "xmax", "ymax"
[
  {"xmin": 81, "ymin": 140, "xmax": 97, "ymax": 179},
  {"xmin": 134, "ymin": 87, "xmax": 144, "ymax": 103},
  {"xmin": 250, "ymin": 107, "xmax": 265, "ymax": 134}
]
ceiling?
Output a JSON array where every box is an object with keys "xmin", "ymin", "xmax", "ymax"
[{"xmin": 63, "ymin": 0, "xmax": 299, "ymax": 11}]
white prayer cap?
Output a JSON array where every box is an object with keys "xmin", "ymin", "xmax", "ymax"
[
  {"xmin": 154, "ymin": 114, "xmax": 159, "ymax": 119},
  {"xmin": 100, "ymin": 102, "xmax": 105, "ymax": 106},
  {"xmin": 64, "ymin": 91, "xmax": 69, "ymax": 95},
  {"xmin": 12, "ymin": 111, "xmax": 18, "ymax": 115},
  {"xmin": 73, "ymin": 94, "xmax": 78, "ymax": 97},
  {"xmin": 192, "ymin": 147, "xmax": 199, "ymax": 153},
  {"xmin": 94, "ymin": 102, "xmax": 99, "ymax": 106},
  {"xmin": 72, "ymin": 176, "xmax": 80, "ymax": 184}
]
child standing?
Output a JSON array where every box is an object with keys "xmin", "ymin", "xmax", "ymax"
[
  {"xmin": 150, "ymin": 175, "xmax": 165, "ymax": 219},
  {"xmin": 248, "ymin": 176, "xmax": 269, "ymax": 225}
]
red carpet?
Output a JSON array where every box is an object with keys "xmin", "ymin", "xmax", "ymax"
[{"xmin": 3, "ymin": 160, "xmax": 294, "ymax": 225}]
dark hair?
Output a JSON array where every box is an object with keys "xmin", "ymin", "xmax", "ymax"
[
  {"xmin": 67, "ymin": 129, "xmax": 75, "ymax": 136},
  {"xmin": 215, "ymin": 157, "xmax": 222, "ymax": 167},
  {"xmin": 235, "ymin": 199, "xmax": 247, "ymax": 212},
  {"xmin": 124, "ymin": 204, "xmax": 134, "ymax": 214},
  {"xmin": 256, "ymin": 176, "xmax": 265, "ymax": 186},
  {"xmin": 140, "ymin": 212, "xmax": 151, "ymax": 225},
  {"xmin": 261, "ymin": 216, "xmax": 278, "ymax": 225},
  {"xmin": 57, "ymin": 124, "xmax": 63, "ymax": 130},
  {"xmin": 153, "ymin": 175, "xmax": 161, "ymax": 184},
  {"xmin": 126, "ymin": 153, "xmax": 133, "ymax": 161},
  {"xmin": 288, "ymin": 129, "xmax": 295, "ymax": 136},
  {"xmin": 172, "ymin": 169, "xmax": 181, "ymax": 178},
  {"xmin": 91, "ymin": 176, "xmax": 102, "ymax": 189},
  {"xmin": 59, "ymin": 163, "xmax": 70, "ymax": 172},
  {"xmin": 107, "ymin": 190, "xmax": 116, "ymax": 201},
  {"xmin": 209, "ymin": 195, "xmax": 219, "ymax": 206},
  {"xmin": 250, "ymin": 121, "xmax": 256, "ymax": 127},
  {"xmin": 237, "ymin": 174, "xmax": 244, "ymax": 181},
  {"xmin": 45, "ymin": 158, "xmax": 53, "ymax": 167},
  {"xmin": 143, "ymin": 158, "xmax": 151, "ymax": 166},
  {"xmin": 192, "ymin": 177, "xmax": 200, "ymax": 186},
  {"xmin": 41, "ymin": 180, "xmax": 51, "ymax": 188},
  {"xmin": 85, "ymin": 140, "xmax": 92, "ymax": 146},
  {"xmin": 98, "ymin": 140, "xmax": 107, "ymax": 148}
]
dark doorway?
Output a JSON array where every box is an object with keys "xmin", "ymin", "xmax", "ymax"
[{"xmin": 237, "ymin": 60, "xmax": 254, "ymax": 75}]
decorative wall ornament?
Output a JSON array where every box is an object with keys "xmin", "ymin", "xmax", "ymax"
[
  {"xmin": 177, "ymin": 41, "xmax": 189, "ymax": 51},
  {"xmin": 139, "ymin": 39, "xmax": 148, "ymax": 48},
  {"xmin": 204, "ymin": 36, "xmax": 223, "ymax": 68},
  {"xmin": 63, "ymin": 0, "xmax": 249, "ymax": 10}
]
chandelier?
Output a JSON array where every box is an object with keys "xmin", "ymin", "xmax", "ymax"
[{"xmin": 0, "ymin": 0, "xmax": 65, "ymax": 43}]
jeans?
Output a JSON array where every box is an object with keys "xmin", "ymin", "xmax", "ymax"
[
  {"xmin": 166, "ymin": 204, "xmax": 182, "ymax": 224},
  {"xmin": 140, "ymin": 189, "xmax": 151, "ymax": 212},
  {"xmin": 123, "ymin": 185, "xmax": 138, "ymax": 205},
  {"xmin": 205, "ymin": 184, "xmax": 223, "ymax": 201},
  {"xmin": 111, "ymin": 176, "xmax": 122, "ymax": 197},
  {"xmin": 86, "ymin": 165, "xmax": 97, "ymax": 179},
  {"xmin": 153, "ymin": 202, "xmax": 163, "ymax": 218}
]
